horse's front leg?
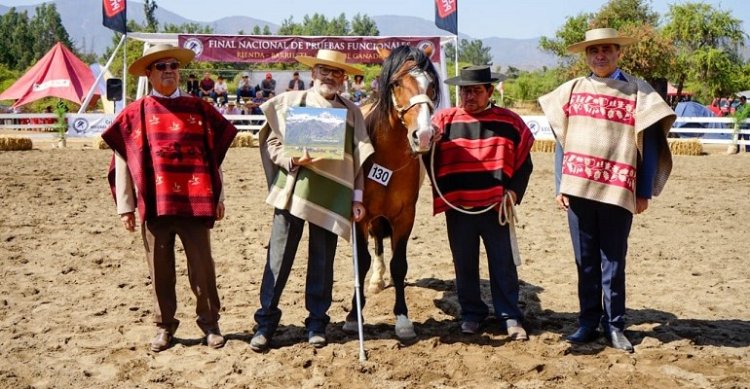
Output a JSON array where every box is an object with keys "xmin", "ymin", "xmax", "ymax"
[
  {"xmin": 390, "ymin": 221, "xmax": 417, "ymax": 341},
  {"xmin": 367, "ymin": 237, "xmax": 387, "ymax": 293},
  {"xmin": 344, "ymin": 223, "xmax": 372, "ymax": 333}
]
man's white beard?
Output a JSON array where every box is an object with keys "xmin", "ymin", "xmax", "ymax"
[{"xmin": 313, "ymin": 79, "xmax": 338, "ymax": 99}]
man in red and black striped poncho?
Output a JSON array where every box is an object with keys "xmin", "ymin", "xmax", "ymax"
[{"xmin": 426, "ymin": 65, "xmax": 534, "ymax": 341}]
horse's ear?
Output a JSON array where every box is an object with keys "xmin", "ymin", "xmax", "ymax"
[
  {"xmin": 422, "ymin": 45, "xmax": 433, "ymax": 58},
  {"xmin": 376, "ymin": 47, "xmax": 391, "ymax": 60}
]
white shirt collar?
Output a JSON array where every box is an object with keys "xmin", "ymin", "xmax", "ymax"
[{"xmin": 151, "ymin": 88, "xmax": 182, "ymax": 99}]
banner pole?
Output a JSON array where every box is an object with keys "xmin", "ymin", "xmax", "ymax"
[
  {"xmin": 78, "ymin": 34, "xmax": 126, "ymax": 114},
  {"xmin": 454, "ymin": 35, "xmax": 459, "ymax": 106}
]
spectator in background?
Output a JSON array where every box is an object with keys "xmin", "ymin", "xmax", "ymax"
[
  {"xmin": 186, "ymin": 74, "xmax": 200, "ymax": 96},
  {"xmin": 221, "ymin": 100, "xmax": 242, "ymax": 115},
  {"xmin": 213, "ymin": 75, "xmax": 229, "ymax": 105},
  {"xmin": 370, "ymin": 76, "xmax": 379, "ymax": 94},
  {"xmin": 236, "ymin": 72, "xmax": 254, "ymax": 103},
  {"xmin": 287, "ymin": 71, "xmax": 305, "ymax": 91},
  {"xmin": 199, "ymin": 72, "xmax": 215, "ymax": 101},
  {"xmin": 260, "ymin": 72, "xmax": 276, "ymax": 97}
]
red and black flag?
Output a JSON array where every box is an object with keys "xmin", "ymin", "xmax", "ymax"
[
  {"xmin": 102, "ymin": 0, "xmax": 127, "ymax": 34},
  {"xmin": 434, "ymin": 0, "xmax": 458, "ymax": 35}
]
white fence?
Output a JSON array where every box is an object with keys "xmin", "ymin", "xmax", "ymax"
[
  {"xmin": 1, "ymin": 113, "xmax": 748, "ymax": 147},
  {"xmin": 0, "ymin": 113, "xmax": 267, "ymax": 137}
]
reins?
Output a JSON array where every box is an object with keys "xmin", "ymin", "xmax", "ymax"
[{"xmin": 429, "ymin": 145, "xmax": 522, "ymax": 266}]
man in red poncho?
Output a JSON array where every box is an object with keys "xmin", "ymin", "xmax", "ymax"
[{"xmin": 101, "ymin": 44, "xmax": 237, "ymax": 353}]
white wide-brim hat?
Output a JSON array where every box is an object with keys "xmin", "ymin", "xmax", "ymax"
[
  {"xmin": 295, "ymin": 49, "xmax": 363, "ymax": 76},
  {"xmin": 128, "ymin": 44, "xmax": 195, "ymax": 76},
  {"xmin": 567, "ymin": 28, "xmax": 637, "ymax": 54}
]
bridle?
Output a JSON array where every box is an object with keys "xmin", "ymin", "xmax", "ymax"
[{"xmin": 390, "ymin": 69, "xmax": 435, "ymax": 126}]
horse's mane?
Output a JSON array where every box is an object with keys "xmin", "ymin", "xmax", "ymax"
[{"xmin": 369, "ymin": 45, "xmax": 441, "ymax": 126}]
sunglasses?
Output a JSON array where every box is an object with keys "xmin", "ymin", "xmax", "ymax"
[
  {"xmin": 316, "ymin": 65, "xmax": 344, "ymax": 78},
  {"xmin": 152, "ymin": 62, "xmax": 180, "ymax": 71}
]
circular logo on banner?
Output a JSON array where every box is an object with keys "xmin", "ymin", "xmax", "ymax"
[
  {"xmin": 184, "ymin": 38, "xmax": 203, "ymax": 57},
  {"xmin": 527, "ymin": 120, "xmax": 540, "ymax": 136},
  {"xmin": 72, "ymin": 117, "xmax": 89, "ymax": 133},
  {"xmin": 417, "ymin": 40, "xmax": 435, "ymax": 55}
]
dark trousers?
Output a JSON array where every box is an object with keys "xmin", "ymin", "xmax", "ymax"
[
  {"xmin": 567, "ymin": 196, "xmax": 632, "ymax": 331},
  {"xmin": 254, "ymin": 209, "xmax": 338, "ymax": 336},
  {"xmin": 141, "ymin": 216, "xmax": 221, "ymax": 334},
  {"xmin": 445, "ymin": 209, "xmax": 523, "ymax": 323}
]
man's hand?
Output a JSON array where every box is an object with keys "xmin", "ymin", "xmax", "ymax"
[
  {"xmin": 635, "ymin": 197, "xmax": 649, "ymax": 214},
  {"xmin": 216, "ymin": 201, "xmax": 225, "ymax": 221},
  {"xmin": 556, "ymin": 194, "xmax": 569, "ymax": 211},
  {"xmin": 120, "ymin": 212, "xmax": 136, "ymax": 232},
  {"xmin": 291, "ymin": 148, "xmax": 324, "ymax": 167},
  {"xmin": 352, "ymin": 202, "xmax": 366, "ymax": 222}
]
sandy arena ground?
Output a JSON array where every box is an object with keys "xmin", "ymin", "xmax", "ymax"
[{"xmin": 1, "ymin": 140, "xmax": 749, "ymax": 388}]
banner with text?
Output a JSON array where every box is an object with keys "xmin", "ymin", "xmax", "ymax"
[
  {"xmin": 178, "ymin": 35, "xmax": 442, "ymax": 64},
  {"xmin": 66, "ymin": 113, "xmax": 115, "ymax": 137}
]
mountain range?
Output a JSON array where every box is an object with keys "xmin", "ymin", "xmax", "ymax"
[
  {"xmin": 0, "ymin": 0, "xmax": 559, "ymax": 70},
  {"xmin": 2, "ymin": 0, "xmax": 747, "ymax": 71}
]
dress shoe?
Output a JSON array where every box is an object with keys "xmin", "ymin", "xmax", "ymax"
[
  {"xmin": 150, "ymin": 327, "xmax": 174, "ymax": 352},
  {"xmin": 250, "ymin": 332, "xmax": 269, "ymax": 352},
  {"xmin": 606, "ymin": 329, "xmax": 634, "ymax": 353},
  {"xmin": 460, "ymin": 321, "xmax": 481, "ymax": 335},
  {"xmin": 206, "ymin": 332, "xmax": 225, "ymax": 349},
  {"xmin": 308, "ymin": 331, "xmax": 327, "ymax": 348},
  {"xmin": 566, "ymin": 326, "xmax": 599, "ymax": 344}
]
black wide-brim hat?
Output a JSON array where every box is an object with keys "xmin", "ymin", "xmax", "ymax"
[{"xmin": 444, "ymin": 65, "xmax": 504, "ymax": 86}]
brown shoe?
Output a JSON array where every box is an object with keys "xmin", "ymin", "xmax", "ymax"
[
  {"xmin": 150, "ymin": 328, "xmax": 174, "ymax": 352},
  {"xmin": 507, "ymin": 325, "xmax": 528, "ymax": 341},
  {"xmin": 206, "ymin": 332, "xmax": 225, "ymax": 349}
]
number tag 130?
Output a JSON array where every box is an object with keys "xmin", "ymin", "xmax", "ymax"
[{"xmin": 367, "ymin": 163, "xmax": 393, "ymax": 186}]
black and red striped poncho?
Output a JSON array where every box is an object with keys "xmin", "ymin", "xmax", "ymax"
[{"xmin": 425, "ymin": 105, "xmax": 535, "ymax": 215}]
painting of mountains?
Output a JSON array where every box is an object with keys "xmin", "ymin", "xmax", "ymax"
[{"xmin": 284, "ymin": 106, "xmax": 348, "ymax": 160}]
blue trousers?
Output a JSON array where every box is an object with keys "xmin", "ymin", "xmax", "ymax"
[
  {"xmin": 567, "ymin": 196, "xmax": 632, "ymax": 331},
  {"xmin": 254, "ymin": 209, "xmax": 338, "ymax": 336},
  {"xmin": 445, "ymin": 209, "xmax": 523, "ymax": 324}
]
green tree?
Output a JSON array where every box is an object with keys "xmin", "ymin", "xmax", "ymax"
[
  {"xmin": 144, "ymin": 0, "xmax": 159, "ymax": 33},
  {"xmin": 459, "ymin": 39, "xmax": 492, "ymax": 66},
  {"xmin": 539, "ymin": 0, "xmax": 674, "ymax": 83},
  {"xmin": 162, "ymin": 22, "xmax": 212, "ymax": 34},
  {"xmin": 28, "ymin": 3, "xmax": 74, "ymax": 62},
  {"xmin": 0, "ymin": 8, "xmax": 34, "ymax": 70},
  {"xmin": 443, "ymin": 42, "xmax": 456, "ymax": 64},
  {"xmin": 663, "ymin": 2, "xmax": 746, "ymax": 100},
  {"xmin": 351, "ymin": 13, "xmax": 379, "ymax": 36},
  {"xmin": 263, "ymin": 25, "xmax": 272, "ymax": 35}
]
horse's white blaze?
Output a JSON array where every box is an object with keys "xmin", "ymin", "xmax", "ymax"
[{"xmin": 412, "ymin": 70, "xmax": 434, "ymax": 151}]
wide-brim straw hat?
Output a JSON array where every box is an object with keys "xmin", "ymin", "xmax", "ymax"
[
  {"xmin": 128, "ymin": 44, "xmax": 195, "ymax": 76},
  {"xmin": 295, "ymin": 49, "xmax": 363, "ymax": 76},
  {"xmin": 567, "ymin": 28, "xmax": 637, "ymax": 54},
  {"xmin": 444, "ymin": 65, "xmax": 504, "ymax": 86}
]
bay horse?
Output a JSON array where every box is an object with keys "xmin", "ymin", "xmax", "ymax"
[{"xmin": 344, "ymin": 45, "xmax": 441, "ymax": 340}]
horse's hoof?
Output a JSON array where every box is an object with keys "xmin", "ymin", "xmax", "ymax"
[
  {"xmin": 342, "ymin": 320, "xmax": 359, "ymax": 334},
  {"xmin": 395, "ymin": 315, "xmax": 416, "ymax": 340},
  {"xmin": 367, "ymin": 281, "xmax": 385, "ymax": 294}
]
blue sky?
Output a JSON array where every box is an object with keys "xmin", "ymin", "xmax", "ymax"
[{"xmin": 3, "ymin": 0, "xmax": 748, "ymax": 39}]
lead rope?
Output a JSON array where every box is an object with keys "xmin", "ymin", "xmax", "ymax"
[{"xmin": 429, "ymin": 146, "xmax": 522, "ymax": 266}]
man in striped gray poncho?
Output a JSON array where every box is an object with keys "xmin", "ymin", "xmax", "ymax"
[{"xmin": 251, "ymin": 50, "xmax": 374, "ymax": 352}]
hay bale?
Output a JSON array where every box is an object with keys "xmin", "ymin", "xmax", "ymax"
[
  {"xmin": 668, "ymin": 139, "xmax": 703, "ymax": 156},
  {"xmin": 231, "ymin": 132, "xmax": 256, "ymax": 148},
  {"xmin": 97, "ymin": 137, "xmax": 110, "ymax": 150},
  {"xmin": 0, "ymin": 135, "xmax": 33, "ymax": 151},
  {"xmin": 531, "ymin": 139, "xmax": 555, "ymax": 153}
]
